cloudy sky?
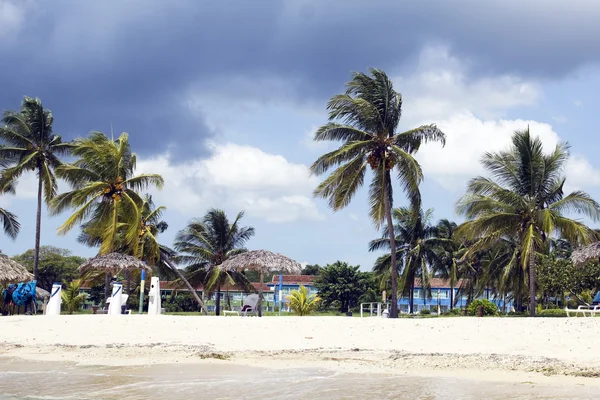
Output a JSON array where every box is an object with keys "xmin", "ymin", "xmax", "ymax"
[{"xmin": 1, "ymin": 0, "xmax": 600, "ymax": 270}]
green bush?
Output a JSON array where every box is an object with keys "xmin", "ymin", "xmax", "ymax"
[
  {"xmin": 537, "ymin": 309, "xmax": 567, "ymax": 318},
  {"xmin": 163, "ymin": 293, "xmax": 199, "ymax": 313},
  {"xmin": 442, "ymin": 307, "xmax": 463, "ymax": 316},
  {"xmin": 507, "ymin": 311, "xmax": 528, "ymax": 317},
  {"xmin": 420, "ymin": 308, "xmax": 431, "ymax": 315},
  {"xmin": 466, "ymin": 299, "xmax": 498, "ymax": 316}
]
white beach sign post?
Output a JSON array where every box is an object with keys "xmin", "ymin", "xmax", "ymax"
[
  {"xmin": 46, "ymin": 282, "xmax": 62, "ymax": 316},
  {"xmin": 148, "ymin": 277, "xmax": 161, "ymax": 315},
  {"xmin": 108, "ymin": 282, "xmax": 123, "ymax": 315}
]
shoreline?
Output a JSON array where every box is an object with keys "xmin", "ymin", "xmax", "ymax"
[{"xmin": 2, "ymin": 315, "xmax": 600, "ymax": 386}]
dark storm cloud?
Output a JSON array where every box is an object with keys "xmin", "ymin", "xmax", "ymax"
[{"xmin": 1, "ymin": 0, "xmax": 599, "ymax": 160}]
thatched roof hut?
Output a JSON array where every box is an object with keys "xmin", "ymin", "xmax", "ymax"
[
  {"xmin": 220, "ymin": 250, "xmax": 302, "ymax": 275},
  {"xmin": 78, "ymin": 252, "xmax": 151, "ymax": 275},
  {"xmin": 571, "ymin": 242, "xmax": 600, "ymax": 266},
  {"xmin": 219, "ymin": 250, "xmax": 302, "ymax": 317},
  {"xmin": 0, "ymin": 254, "xmax": 33, "ymax": 286}
]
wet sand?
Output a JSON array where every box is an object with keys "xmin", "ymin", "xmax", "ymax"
[{"xmin": 0, "ymin": 359, "xmax": 598, "ymax": 400}]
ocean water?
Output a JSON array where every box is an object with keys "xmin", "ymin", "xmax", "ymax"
[{"xmin": 0, "ymin": 360, "xmax": 596, "ymax": 400}]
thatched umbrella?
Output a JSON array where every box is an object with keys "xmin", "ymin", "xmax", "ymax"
[
  {"xmin": 0, "ymin": 254, "xmax": 33, "ymax": 287},
  {"xmin": 79, "ymin": 253, "xmax": 151, "ymax": 300},
  {"xmin": 571, "ymin": 242, "xmax": 600, "ymax": 266},
  {"xmin": 219, "ymin": 250, "xmax": 302, "ymax": 317}
]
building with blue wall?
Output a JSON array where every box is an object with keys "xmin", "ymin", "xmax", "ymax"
[{"xmin": 398, "ymin": 278, "xmax": 513, "ymax": 313}]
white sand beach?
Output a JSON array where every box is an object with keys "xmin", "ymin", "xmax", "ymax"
[{"xmin": 1, "ymin": 315, "xmax": 600, "ymax": 386}]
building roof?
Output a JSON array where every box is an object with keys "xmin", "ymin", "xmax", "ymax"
[
  {"xmin": 81, "ymin": 280, "xmax": 269, "ymax": 292},
  {"xmin": 268, "ymin": 275, "xmax": 317, "ymax": 285},
  {"xmin": 414, "ymin": 278, "xmax": 470, "ymax": 289},
  {"xmin": 159, "ymin": 281, "xmax": 269, "ymax": 292}
]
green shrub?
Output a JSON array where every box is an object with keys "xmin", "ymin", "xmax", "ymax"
[
  {"xmin": 163, "ymin": 293, "xmax": 199, "ymax": 313},
  {"xmin": 420, "ymin": 308, "xmax": 431, "ymax": 315},
  {"xmin": 537, "ymin": 309, "xmax": 567, "ymax": 318},
  {"xmin": 466, "ymin": 299, "xmax": 498, "ymax": 316},
  {"xmin": 442, "ymin": 307, "xmax": 463, "ymax": 316},
  {"xmin": 507, "ymin": 311, "xmax": 528, "ymax": 317}
]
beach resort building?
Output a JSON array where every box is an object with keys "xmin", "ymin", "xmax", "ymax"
[{"xmin": 398, "ymin": 278, "xmax": 513, "ymax": 313}]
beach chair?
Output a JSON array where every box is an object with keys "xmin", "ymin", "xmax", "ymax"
[
  {"xmin": 592, "ymin": 291, "xmax": 600, "ymax": 306},
  {"xmin": 240, "ymin": 294, "xmax": 259, "ymax": 317},
  {"xmin": 120, "ymin": 294, "xmax": 131, "ymax": 315}
]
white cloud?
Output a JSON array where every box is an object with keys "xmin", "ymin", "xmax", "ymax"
[
  {"xmin": 136, "ymin": 142, "xmax": 323, "ymax": 223},
  {"xmin": 396, "ymin": 46, "xmax": 540, "ymax": 123},
  {"xmin": 390, "ymin": 46, "xmax": 596, "ymax": 194},
  {"xmin": 574, "ymin": 100, "xmax": 584, "ymax": 107},
  {"xmin": 0, "ymin": 0, "xmax": 27, "ymax": 39},
  {"xmin": 416, "ymin": 114, "xmax": 561, "ymax": 191},
  {"xmin": 565, "ymin": 155, "xmax": 600, "ymax": 192}
]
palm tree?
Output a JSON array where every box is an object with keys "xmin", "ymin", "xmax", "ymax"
[
  {"xmin": 433, "ymin": 219, "xmax": 464, "ymax": 310},
  {"xmin": 0, "ymin": 97, "xmax": 71, "ymax": 279},
  {"xmin": 370, "ymin": 206, "xmax": 443, "ymax": 313},
  {"xmin": 287, "ymin": 285, "xmax": 320, "ymax": 316},
  {"xmin": 50, "ymin": 132, "xmax": 163, "ymax": 255},
  {"xmin": 457, "ymin": 128, "xmax": 600, "ymax": 316},
  {"xmin": 61, "ymin": 279, "xmax": 87, "ymax": 314},
  {"xmin": 174, "ymin": 209, "xmax": 255, "ymax": 316},
  {"xmin": 310, "ymin": 69, "xmax": 446, "ymax": 318}
]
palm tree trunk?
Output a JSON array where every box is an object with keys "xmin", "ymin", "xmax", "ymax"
[
  {"xmin": 33, "ymin": 170, "xmax": 43, "ymax": 281},
  {"xmin": 383, "ymin": 173, "xmax": 398, "ymax": 319},
  {"xmin": 409, "ymin": 281, "xmax": 415, "ymax": 314},
  {"xmin": 104, "ymin": 272, "xmax": 111, "ymax": 306},
  {"xmin": 258, "ymin": 270, "xmax": 264, "ymax": 317},
  {"xmin": 450, "ymin": 283, "xmax": 454, "ymax": 310},
  {"xmin": 161, "ymin": 253, "xmax": 208, "ymax": 314},
  {"xmin": 529, "ymin": 249, "xmax": 536, "ymax": 317},
  {"xmin": 215, "ymin": 282, "xmax": 221, "ymax": 316}
]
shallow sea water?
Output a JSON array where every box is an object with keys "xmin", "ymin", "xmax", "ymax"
[{"xmin": 0, "ymin": 360, "xmax": 596, "ymax": 400}]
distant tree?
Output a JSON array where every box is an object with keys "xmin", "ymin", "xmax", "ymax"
[
  {"xmin": 301, "ymin": 264, "xmax": 321, "ymax": 275},
  {"xmin": 87, "ymin": 284, "xmax": 105, "ymax": 306},
  {"xmin": 315, "ymin": 261, "xmax": 370, "ymax": 313},
  {"xmin": 13, "ymin": 246, "xmax": 85, "ymax": 291},
  {"xmin": 358, "ymin": 272, "xmax": 381, "ymax": 304}
]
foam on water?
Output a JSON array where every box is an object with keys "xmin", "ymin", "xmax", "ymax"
[{"xmin": 0, "ymin": 361, "xmax": 597, "ymax": 400}]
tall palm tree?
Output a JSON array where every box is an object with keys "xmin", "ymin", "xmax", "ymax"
[
  {"xmin": 370, "ymin": 206, "xmax": 443, "ymax": 313},
  {"xmin": 174, "ymin": 209, "xmax": 255, "ymax": 316},
  {"xmin": 457, "ymin": 128, "xmax": 600, "ymax": 316},
  {"xmin": 50, "ymin": 132, "xmax": 163, "ymax": 255},
  {"xmin": 0, "ymin": 97, "xmax": 71, "ymax": 279},
  {"xmin": 310, "ymin": 69, "xmax": 446, "ymax": 318}
]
